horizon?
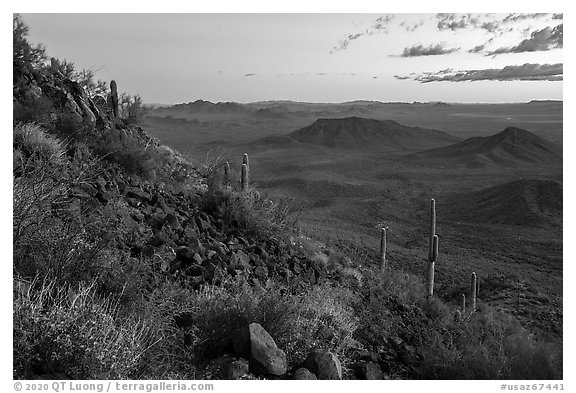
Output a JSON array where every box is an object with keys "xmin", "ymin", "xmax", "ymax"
[
  {"xmin": 21, "ymin": 13, "xmax": 563, "ymax": 104},
  {"xmin": 146, "ymin": 98, "xmax": 564, "ymax": 106}
]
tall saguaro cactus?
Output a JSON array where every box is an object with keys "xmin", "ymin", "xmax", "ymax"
[
  {"xmin": 379, "ymin": 228, "xmax": 387, "ymax": 272},
  {"xmin": 241, "ymin": 163, "xmax": 249, "ymax": 191},
  {"xmin": 243, "ymin": 153, "xmax": 249, "ymax": 170},
  {"xmin": 223, "ymin": 162, "xmax": 230, "ymax": 188},
  {"xmin": 109, "ymin": 80, "xmax": 119, "ymax": 118},
  {"xmin": 461, "ymin": 293, "xmax": 466, "ymax": 314},
  {"xmin": 426, "ymin": 199, "xmax": 438, "ymax": 297},
  {"xmin": 470, "ymin": 272, "xmax": 477, "ymax": 312}
]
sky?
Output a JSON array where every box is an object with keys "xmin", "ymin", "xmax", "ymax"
[{"xmin": 21, "ymin": 13, "xmax": 563, "ymax": 105}]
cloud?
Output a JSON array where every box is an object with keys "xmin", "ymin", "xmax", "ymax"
[
  {"xmin": 400, "ymin": 19, "xmax": 425, "ymax": 32},
  {"xmin": 244, "ymin": 73, "xmax": 256, "ymax": 77},
  {"xmin": 395, "ymin": 63, "xmax": 563, "ymax": 83},
  {"xmin": 436, "ymin": 13, "xmax": 551, "ymax": 35},
  {"xmin": 400, "ymin": 43, "xmax": 459, "ymax": 57},
  {"xmin": 502, "ymin": 13, "xmax": 548, "ymax": 23},
  {"xmin": 436, "ymin": 13, "xmax": 480, "ymax": 30},
  {"xmin": 468, "ymin": 38, "xmax": 494, "ymax": 53},
  {"xmin": 488, "ymin": 24, "xmax": 563, "ymax": 55},
  {"xmin": 331, "ymin": 14, "xmax": 395, "ymax": 52},
  {"xmin": 552, "ymin": 13, "xmax": 563, "ymax": 20}
]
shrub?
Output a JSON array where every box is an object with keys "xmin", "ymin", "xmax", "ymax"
[
  {"xmin": 414, "ymin": 308, "xmax": 562, "ymax": 379},
  {"xmin": 13, "ymin": 279, "xmax": 154, "ymax": 379},
  {"xmin": 221, "ymin": 189, "xmax": 293, "ymax": 236},
  {"xmin": 13, "ymin": 123, "xmax": 66, "ymax": 165},
  {"xmin": 91, "ymin": 128, "xmax": 161, "ymax": 179},
  {"xmin": 143, "ymin": 277, "xmax": 358, "ymax": 369}
]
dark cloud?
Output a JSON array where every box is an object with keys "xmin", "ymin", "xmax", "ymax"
[
  {"xmin": 436, "ymin": 13, "xmax": 479, "ymax": 30},
  {"xmin": 502, "ymin": 13, "xmax": 548, "ymax": 23},
  {"xmin": 400, "ymin": 43, "xmax": 459, "ymax": 57},
  {"xmin": 244, "ymin": 73, "xmax": 256, "ymax": 77},
  {"xmin": 331, "ymin": 14, "xmax": 395, "ymax": 52},
  {"xmin": 396, "ymin": 63, "xmax": 562, "ymax": 83},
  {"xmin": 553, "ymin": 13, "xmax": 563, "ymax": 20},
  {"xmin": 488, "ymin": 24, "xmax": 563, "ymax": 55}
]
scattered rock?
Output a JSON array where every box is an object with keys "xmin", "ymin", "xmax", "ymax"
[
  {"xmin": 293, "ymin": 367, "xmax": 317, "ymax": 380},
  {"xmin": 304, "ymin": 350, "xmax": 342, "ymax": 380},
  {"xmin": 233, "ymin": 323, "xmax": 287, "ymax": 376},
  {"xmin": 354, "ymin": 361, "xmax": 383, "ymax": 380},
  {"xmin": 222, "ymin": 359, "xmax": 249, "ymax": 380}
]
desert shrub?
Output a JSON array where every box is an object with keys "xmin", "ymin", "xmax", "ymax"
[
  {"xmin": 143, "ymin": 277, "xmax": 358, "ymax": 369},
  {"xmin": 414, "ymin": 309, "xmax": 562, "ymax": 379},
  {"xmin": 353, "ymin": 269, "xmax": 427, "ymax": 348},
  {"xmin": 13, "ymin": 122, "xmax": 66, "ymax": 165},
  {"xmin": 221, "ymin": 189, "xmax": 293, "ymax": 235},
  {"xmin": 13, "ymin": 279, "xmax": 154, "ymax": 379},
  {"xmin": 92, "ymin": 128, "xmax": 161, "ymax": 179},
  {"xmin": 13, "ymin": 94, "xmax": 54, "ymax": 124}
]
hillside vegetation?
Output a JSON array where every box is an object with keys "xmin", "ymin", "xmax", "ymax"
[{"xmin": 13, "ymin": 15, "xmax": 562, "ymax": 380}]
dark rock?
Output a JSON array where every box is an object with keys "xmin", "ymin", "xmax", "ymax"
[
  {"xmin": 163, "ymin": 213, "xmax": 180, "ymax": 228},
  {"xmin": 233, "ymin": 323, "xmax": 287, "ymax": 376},
  {"xmin": 230, "ymin": 250, "xmax": 251, "ymax": 270},
  {"xmin": 222, "ymin": 359, "xmax": 249, "ymax": 380},
  {"xmin": 126, "ymin": 189, "xmax": 150, "ymax": 204},
  {"xmin": 354, "ymin": 361, "xmax": 383, "ymax": 380},
  {"xmin": 293, "ymin": 367, "xmax": 317, "ymax": 380},
  {"xmin": 304, "ymin": 350, "xmax": 342, "ymax": 380},
  {"xmin": 254, "ymin": 266, "xmax": 268, "ymax": 280}
]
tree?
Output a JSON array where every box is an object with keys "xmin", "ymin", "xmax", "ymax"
[
  {"xmin": 13, "ymin": 14, "xmax": 46, "ymax": 80},
  {"xmin": 119, "ymin": 93, "xmax": 146, "ymax": 124}
]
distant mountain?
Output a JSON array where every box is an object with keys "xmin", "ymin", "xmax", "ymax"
[
  {"xmin": 251, "ymin": 108, "xmax": 290, "ymax": 120},
  {"xmin": 155, "ymin": 99, "xmax": 251, "ymax": 115},
  {"xmin": 280, "ymin": 117, "xmax": 460, "ymax": 151},
  {"xmin": 408, "ymin": 126, "xmax": 562, "ymax": 167},
  {"xmin": 443, "ymin": 179, "xmax": 562, "ymax": 227}
]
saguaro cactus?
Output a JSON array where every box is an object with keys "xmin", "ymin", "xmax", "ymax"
[
  {"xmin": 379, "ymin": 228, "xmax": 387, "ymax": 272},
  {"xmin": 223, "ymin": 162, "xmax": 230, "ymax": 188},
  {"xmin": 109, "ymin": 80, "xmax": 119, "ymax": 118},
  {"xmin": 470, "ymin": 272, "xmax": 477, "ymax": 312},
  {"xmin": 454, "ymin": 310, "xmax": 462, "ymax": 322},
  {"xmin": 461, "ymin": 293, "xmax": 466, "ymax": 314},
  {"xmin": 426, "ymin": 199, "xmax": 438, "ymax": 297},
  {"xmin": 243, "ymin": 153, "xmax": 250, "ymax": 170},
  {"xmin": 241, "ymin": 163, "xmax": 249, "ymax": 191}
]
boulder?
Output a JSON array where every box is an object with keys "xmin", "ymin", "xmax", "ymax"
[
  {"xmin": 233, "ymin": 323, "xmax": 287, "ymax": 376},
  {"xmin": 303, "ymin": 350, "xmax": 342, "ymax": 380},
  {"xmin": 293, "ymin": 367, "xmax": 317, "ymax": 380},
  {"xmin": 354, "ymin": 361, "xmax": 383, "ymax": 380}
]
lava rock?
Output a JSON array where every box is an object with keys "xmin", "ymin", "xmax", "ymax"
[
  {"xmin": 293, "ymin": 367, "xmax": 317, "ymax": 380},
  {"xmin": 303, "ymin": 350, "xmax": 342, "ymax": 380},
  {"xmin": 354, "ymin": 361, "xmax": 383, "ymax": 380},
  {"xmin": 233, "ymin": 323, "xmax": 287, "ymax": 376}
]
